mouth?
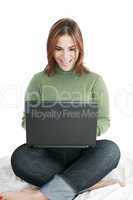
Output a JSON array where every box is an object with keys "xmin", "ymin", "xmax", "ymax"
[{"xmin": 60, "ymin": 59, "xmax": 72, "ymax": 66}]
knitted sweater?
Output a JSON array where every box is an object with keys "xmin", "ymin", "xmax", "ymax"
[{"xmin": 22, "ymin": 65, "xmax": 110, "ymax": 137}]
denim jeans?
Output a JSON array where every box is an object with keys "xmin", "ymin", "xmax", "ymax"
[{"xmin": 11, "ymin": 139, "xmax": 121, "ymax": 200}]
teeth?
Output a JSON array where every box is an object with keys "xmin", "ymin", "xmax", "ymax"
[{"xmin": 62, "ymin": 60, "xmax": 72, "ymax": 65}]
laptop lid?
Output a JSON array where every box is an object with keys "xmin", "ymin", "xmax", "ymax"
[{"xmin": 25, "ymin": 100, "xmax": 98, "ymax": 148}]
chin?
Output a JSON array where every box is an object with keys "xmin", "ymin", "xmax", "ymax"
[
  {"xmin": 58, "ymin": 64, "xmax": 74, "ymax": 71},
  {"xmin": 63, "ymin": 68, "xmax": 73, "ymax": 72}
]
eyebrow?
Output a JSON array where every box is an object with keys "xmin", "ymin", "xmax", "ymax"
[{"xmin": 55, "ymin": 45, "xmax": 76, "ymax": 48}]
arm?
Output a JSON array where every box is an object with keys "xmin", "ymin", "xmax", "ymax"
[
  {"xmin": 92, "ymin": 75, "xmax": 110, "ymax": 136},
  {"xmin": 21, "ymin": 74, "xmax": 41, "ymax": 129}
]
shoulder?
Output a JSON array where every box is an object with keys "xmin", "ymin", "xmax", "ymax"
[
  {"xmin": 30, "ymin": 70, "xmax": 48, "ymax": 84},
  {"xmin": 32, "ymin": 70, "xmax": 46, "ymax": 79},
  {"xmin": 84, "ymin": 69, "xmax": 103, "ymax": 83},
  {"xmin": 84, "ymin": 69, "xmax": 107, "ymax": 92},
  {"xmin": 87, "ymin": 71, "xmax": 100, "ymax": 78},
  {"xmin": 88, "ymin": 71, "xmax": 108, "ymax": 92}
]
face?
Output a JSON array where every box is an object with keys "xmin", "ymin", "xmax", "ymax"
[{"xmin": 53, "ymin": 34, "xmax": 79, "ymax": 71}]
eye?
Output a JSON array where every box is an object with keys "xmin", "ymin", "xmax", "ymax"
[
  {"xmin": 55, "ymin": 47, "xmax": 62, "ymax": 51},
  {"xmin": 69, "ymin": 48, "xmax": 76, "ymax": 51}
]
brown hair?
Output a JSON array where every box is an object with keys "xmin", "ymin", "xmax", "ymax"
[{"xmin": 44, "ymin": 18, "xmax": 90, "ymax": 76}]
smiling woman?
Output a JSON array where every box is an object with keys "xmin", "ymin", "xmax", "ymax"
[
  {"xmin": 45, "ymin": 17, "xmax": 89, "ymax": 75},
  {"xmin": 54, "ymin": 34, "xmax": 79, "ymax": 71},
  {"xmin": 1, "ymin": 18, "xmax": 121, "ymax": 200},
  {"xmin": 53, "ymin": 35, "xmax": 79, "ymax": 71}
]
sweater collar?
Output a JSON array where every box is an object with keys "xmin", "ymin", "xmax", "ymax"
[{"xmin": 55, "ymin": 64, "xmax": 76, "ymax": 75}]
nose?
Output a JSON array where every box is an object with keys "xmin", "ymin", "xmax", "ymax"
[{"xmin": 62, "ymin": 51, "xmax": 71, "ymax": 62}]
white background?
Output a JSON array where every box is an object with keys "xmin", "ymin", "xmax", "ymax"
[{"xmin": 0, "ymin": 0, "xmax": 133, "ymax": 157}]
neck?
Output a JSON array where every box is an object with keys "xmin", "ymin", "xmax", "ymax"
[{"xmin": 55, "ymin": 64, "xmax": 75, "ymax": 75}]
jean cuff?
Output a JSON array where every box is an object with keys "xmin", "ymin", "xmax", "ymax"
[{"xmin": 40, "ymin": 174, "xmax": 77, "ymax": 200}]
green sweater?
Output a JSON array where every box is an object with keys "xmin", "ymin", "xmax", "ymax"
[{"xmin": 22, "ymin": 65, "xmax": 110, "ymax": 137}]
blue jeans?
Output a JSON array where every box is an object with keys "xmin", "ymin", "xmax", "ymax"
[{"xmin": 11, "ymin": 139, "xmax": 121, "ymax": 200}]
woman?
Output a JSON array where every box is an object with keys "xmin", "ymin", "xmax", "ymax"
[{"xmin": 1, "ymin": 18, "xmax": 121, "ymax": 200}]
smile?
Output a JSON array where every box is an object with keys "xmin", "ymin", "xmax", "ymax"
[{"xmin": 61, "ymin": 59, "xmax": 72, "ymax": 65}]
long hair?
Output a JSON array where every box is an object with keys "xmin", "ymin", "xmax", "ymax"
[{"xmin": 44, "ymin": 18, "xmax": 90, "ymax": 76}]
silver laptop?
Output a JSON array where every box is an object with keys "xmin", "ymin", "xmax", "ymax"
[{"xmin": 25, "ymin": 100, "xmax": 98, "ymax": 148}]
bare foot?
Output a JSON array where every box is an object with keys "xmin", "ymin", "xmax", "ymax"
[
  {"xmin": 20, "ymin": 187, "xmax": 39, "ymax": 194},
  {"xmin": 88, "ymin": 179, "xmax": 126, "ymax": 191},
  {"xmin": 1, "ymin": 190, "xmax": 48, "ymax": 200}
]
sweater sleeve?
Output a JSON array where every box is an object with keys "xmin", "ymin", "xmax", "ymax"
[
  {"xmin": 21, "ymin": 74, "xmax": 41, "ymax": 129},
  {"xmin": 92, "ymin": 75, "xmax": 110, "ymax": 136}
]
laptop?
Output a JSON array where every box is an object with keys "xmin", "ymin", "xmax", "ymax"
[{"xmin": 25, "ymin": 100, "xmax": 98, "ymax": 148}]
